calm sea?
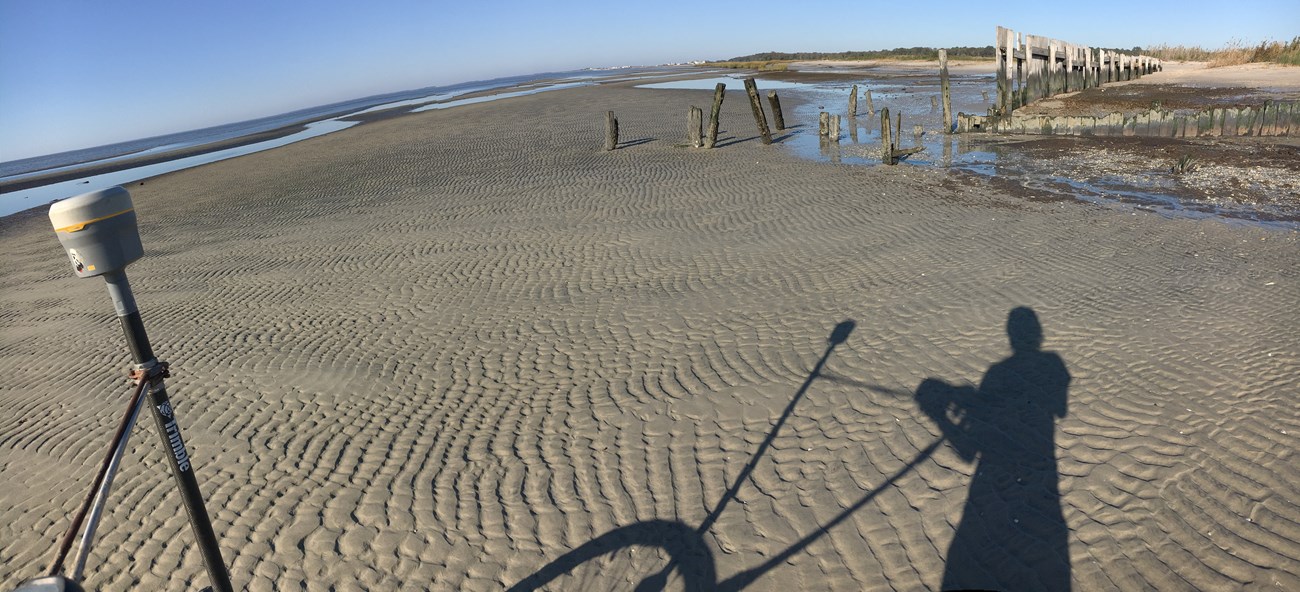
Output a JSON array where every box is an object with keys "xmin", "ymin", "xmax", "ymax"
[{"xmin": 0, "ymin": 67, "xmax": 675, "ymax": 218}]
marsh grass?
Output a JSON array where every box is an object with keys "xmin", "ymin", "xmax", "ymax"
[
  {"xmin": 1148, "ymin": 37, "xmax": 1300, "ymax": 67},
  {"xmin": 1171, "ymin": 154, "xmax": 1201, "ymax": 175},
  {"xmin": 709, "ymin": 60, "xmax": 791, "ymax": 72}
]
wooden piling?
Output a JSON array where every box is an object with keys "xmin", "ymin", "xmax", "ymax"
[
  {"xmin": 996, "ymin": 26, "xmax": 1011, "ymax": 115},
  {"xmin": 819, "ymin": 112, "xmax": 829, "ymax": 137},
  {"xmin": 940, "ymin": 49, "xmax": 952, "ymax": 133},
  {"xmin": 865, "ymin": 90, "xmax": 874, "ymax": 116},
  {"xmin": 705, "ymin": 83, "xmax": 725, "ymax": 149},
  {"xmin": 830, "ymin": 115, "xmax": 841, "ymax": 142},
  {"xmin": 850, "ymin": 84, "xmax": 858, "ymax": 115},
  {"xmin": 604, "ymin": 111, "xmax": 618, "ymax": 151},
  {"xmin": 767, "ymin": 90, "xmax": 786, "ymax": 131},
  {"xmin": 881, "ymin": 107, "xmax": 893, "ymax": 164},
  {"xmin": 743, "ymin": 77, "xmax": 773, "ymax": 145},
  {"xmin": 688, "ymin": 106, "xmax": 703, "ymax": 148},
  {"xmin": 931, "ymin": 96, "xmax": 939, "ymax": 111}
]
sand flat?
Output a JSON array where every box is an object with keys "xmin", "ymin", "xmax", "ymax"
[{"xmin": 1, "ymin": 81, "xmax": 1298, "ymax": 591}]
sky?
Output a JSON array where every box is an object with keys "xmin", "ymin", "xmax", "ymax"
[{"xmin": 2, "ymin": 0, "xmax": 1297, "ymax": 162}]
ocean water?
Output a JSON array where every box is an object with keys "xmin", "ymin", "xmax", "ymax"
[{"xmin": 0, "ymin": 67, "xmax": 674, "ymax": 218}]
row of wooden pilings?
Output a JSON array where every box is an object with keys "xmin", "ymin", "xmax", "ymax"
[
  {"xmin": 818, "ymin": 49, "xmax": 957, "ymax": 164},
  {"xmin": 607, "ymin": 50, "xmax": 963, "ymax": 165},
  {"xmin": 604, "ymin": 77, "xmax": 781, "ymax": 151},
  {"xmin": 994, "ymin": 26, "xmax": 1162, "ymax": 115}
]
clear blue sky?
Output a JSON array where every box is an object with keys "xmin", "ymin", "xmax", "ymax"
[{"xmin": 2, "ymin": 0, "xmax": 1296, "ymax": 162}]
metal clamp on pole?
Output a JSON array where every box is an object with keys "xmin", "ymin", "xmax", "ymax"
[{"xmin": 46, "ymin": 186, "xmax": 233, "ymax": 592}]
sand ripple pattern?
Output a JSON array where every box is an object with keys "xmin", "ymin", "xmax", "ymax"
[{"xmin": 2, "ymin": 84, "xmax": 1298, "ymax": 591}]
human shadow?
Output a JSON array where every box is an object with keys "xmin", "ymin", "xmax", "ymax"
[
  {"xmin": 507, "ymin": 311, "xmax": 1068, "ymax": 591},
  {"xmin": 915, "ymin": 307, "xmax": 1072, "ymax": 591}
]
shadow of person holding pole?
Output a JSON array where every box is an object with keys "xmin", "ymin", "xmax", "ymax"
[
  {"xmin": 915, "ymin": 307, "xmax": 1072, "ymax": 591},
  {"xmin": 508, "ymin": 312, "xmax": 1071, "ymax": 592}
]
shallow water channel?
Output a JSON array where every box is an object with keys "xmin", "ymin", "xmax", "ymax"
[{"xmin": 640, "ymin": 73, "xmax": 1300, "ymax": 230}]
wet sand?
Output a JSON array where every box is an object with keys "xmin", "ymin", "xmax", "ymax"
[{"xmin": 1, "ymin": 79, "xmax": 1298, "ymax": 591}]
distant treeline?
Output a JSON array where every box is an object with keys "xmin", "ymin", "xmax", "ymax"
[{"xmin": 719, "ymin": 46, "xmax": 997, "ymax": 62}]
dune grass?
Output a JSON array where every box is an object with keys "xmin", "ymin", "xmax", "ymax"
[{"xmin": 1147, "ymin": 37, "xmax": 1300, "ymax": 67}]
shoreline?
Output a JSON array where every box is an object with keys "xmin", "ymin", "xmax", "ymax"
[{"xmin": 0, "ymin": 123, "xmax": 311, "ymax": 194}]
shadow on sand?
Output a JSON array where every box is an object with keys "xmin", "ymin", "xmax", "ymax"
[{"xmin": 507, "ymin": 308, "xmax": 1071, "ymax": 591}]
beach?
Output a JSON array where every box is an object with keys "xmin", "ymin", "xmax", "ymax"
[{"xmin": 1, "ymin": 74, "xmax": 1298, "ymax": 591}]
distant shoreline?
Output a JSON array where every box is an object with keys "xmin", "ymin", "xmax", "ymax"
[{"xmin": 0, "ymin": 123, "xmax": 310, "ymax": 194}]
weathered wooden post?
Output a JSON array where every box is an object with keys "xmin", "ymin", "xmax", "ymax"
[
  {"xmin": 931, "ymin": 96, "xmax": 939, "ymax": 111},
  {"xmin": 705, "ymin": 83, "xmax": 725, "ymax": 149},
  {"xmin": 996, "ymin": 26, "xmax": 1013, "ymax": 115},
  {"xmin": 881, "ymin": 107, "xmax": 893, "ymax": 164},
  {"xmin": 850, "ymin": 84, "xmax": 859, "ymax": 115},
  {"xmin": 865, "ymin": 90, "xmax": 874, "ymax": 116},
  {"xmin": 982, "ymin": 90, "xmax": 990, "ymax": 102},
  {"xmin": 604, "ymin": 111, "xmax": 618, "ymax": 151},
  {"xmin": 819, "ymin": 112, "xmax": 829, "ymax": 137},
  {"xmin": 767, "ymin": 90, "xmax": 786, "ymax": 131},
  {"xmin": 830, "ymin": 115, "xmax": 841, "ymax": 142},
  {"xmin": 687, "ymin": 106, "xmax": 703, "ymax": 148},
  {"xmin": 940, "ymin": 49, "xmax": 952, "ymax": 133},
  {"xmin": 743, "ymin": 77, "xmax": 773, "ymax": 145},
  {"xmin": 895, "ymin": 111, "xmax": 902, "ymax": 146}
]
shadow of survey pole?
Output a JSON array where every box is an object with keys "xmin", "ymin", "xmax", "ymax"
[{"xmin": 13, "ymin": 186, "xmax": 234, "ymax": 592}]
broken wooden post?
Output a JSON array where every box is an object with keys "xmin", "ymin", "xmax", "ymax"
[
  {"xmin": 865, "ymin": 90, "xmax": 874, "ymax": 116},
  {"xmin": 688, "ymin": 106, "xmax": 703, "ymax": 148},
  {"xmin": 940, "ymin": 49, "xmax": 952, "ymax": 133},
  {"xmin": 743, "ymin": 77, "xmax": 773, "ymax": 145},
  {"xmin": 705, "ymin": 83, "xmax": 725, "ymax": 149},
  {"xmin": 604, "ymin": 111, "xmax": 618, "ymax": 151},
  {"xmin": 982, "ymin": 90, "xmax": 990, "ymax": 102},
  {"xmin": 830, "ymin": 115, "xmax": 841, "ymax": 142},
  {"xmin": 895, "ymin": 111, "xmax": 902, "ymax": 146},
  {"xmin": 931, "ymin": 96, "xmax": 938, "ymax": 111},
  {"xmin": 881, "ymin": 107, "xmax": 893, "ymax": 164},
  {"xmin": 850, "ymin": 84, "xmax": 859, "ymax": 115},
  {"xmin": 819, "ymin": 112, "xmax": 830, "ymax": 137},
  {"xmin": 767, "ymin": 90, "xmax": 786, "ymax": 131}
]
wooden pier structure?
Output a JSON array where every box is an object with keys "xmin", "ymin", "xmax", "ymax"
[{"xmin": 993, "ymin": 26, "xmax": 1160, "ymax": 115}]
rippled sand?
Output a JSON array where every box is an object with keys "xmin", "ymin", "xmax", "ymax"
[{"xmin": 1, "ymin": 80, "xmax": 1297, "ymax": 591}]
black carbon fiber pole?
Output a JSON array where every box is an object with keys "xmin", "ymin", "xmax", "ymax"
[{"xmin": 105, "ymin": 272, "xmax": 233, "ymax": 592}]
